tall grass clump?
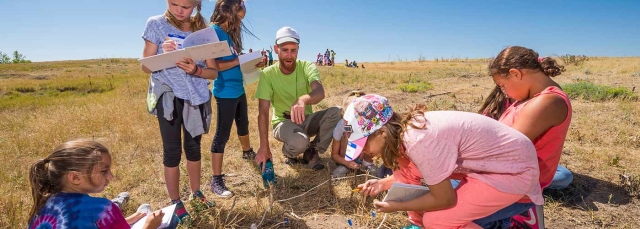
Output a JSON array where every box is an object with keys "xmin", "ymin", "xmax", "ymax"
[{"xmin": 563, "ymin": 82, "xmax": 638, "ymax": 102}]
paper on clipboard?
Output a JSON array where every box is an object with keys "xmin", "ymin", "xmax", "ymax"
[
  {"xmin": 239, "ymin": 51, "xmax": 263, "ymax": 86},
  {"xmin": 131, "ymin": 204, "xmax": 177, "ymax": 229},
  {"xmin": 139, "ymin": 27, "xmax": 232, "ymax": 72},
  {"xmin": 382, "ymin": 182, "xmax": 430, "ymax": 202}
]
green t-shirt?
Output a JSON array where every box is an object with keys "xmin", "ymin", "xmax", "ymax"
[{"xmin": 255, "ymin": 60, "xmax": 321, "ymax": 126}]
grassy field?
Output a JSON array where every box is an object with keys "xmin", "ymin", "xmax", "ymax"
[{"xmin": 1, "ymin": 57, "xmax": 639, "ymax": 228}]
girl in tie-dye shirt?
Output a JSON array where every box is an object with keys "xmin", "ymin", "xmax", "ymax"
[{"xmin": 28, "ymin": 140, "xmax": 163, "ymax": 229}]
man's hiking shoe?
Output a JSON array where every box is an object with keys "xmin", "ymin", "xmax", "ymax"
[
  {"xmin": 210, "ymin": 175, "xmax": 234, "ymax": 198},
  {"xmin": 284, "ymin": 157, "xmax": 307, "ymax": 165},
  {"xmin": 242, "ymin": 148, "xmax": 256, "ymax": 160},
  {"xmin": 303, "ymin": 148, "xmax": 324, "ymax": 171}
]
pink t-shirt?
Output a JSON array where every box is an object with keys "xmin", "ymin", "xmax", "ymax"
[
  {"xmin": 499, "ymin": 86, "xmax": 572, "ymax": 190},
  {"xmin": 403, "ymin": 111, "xmax": 544, "ymax": 205}
]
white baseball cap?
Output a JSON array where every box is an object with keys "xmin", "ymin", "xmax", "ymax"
[
  {"xmin": 342, "ymin": 94, "xmax": 394, "ymax": 161},
  {"xmin": 275, "ymin": 26, "xmax": 300, "ymax": 45}
]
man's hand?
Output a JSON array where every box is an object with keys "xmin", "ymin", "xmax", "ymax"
[
  {"xmin": 290, "ymin": 99, "xmax": 306, "ymax": 125},
  {"xmin": 255, "ymin": 145, "xmax": 272, "ymax": 172}
]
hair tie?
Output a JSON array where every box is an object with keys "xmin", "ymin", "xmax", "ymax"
[{"xmin": 537, "ymin": 57, "xmax": 545, "ymax": 63}]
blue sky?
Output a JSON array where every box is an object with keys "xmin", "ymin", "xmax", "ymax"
[{"xmin": 1, "ymin": 0, "xmax": 639, "ymax": 62}]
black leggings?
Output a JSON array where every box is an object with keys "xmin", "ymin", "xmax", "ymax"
[
  {"xmin": 210, "ymin": 94, "xmax": 249, "ymax": 153},
  {"xmin": 157, "ymin": 95, "xmax": 203, "ymax": 167}
]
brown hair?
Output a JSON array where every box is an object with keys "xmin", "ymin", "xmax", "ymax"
[
  {"xmin": 164, "ymin": 0, "xmax": 207, "ymax": 32},
  {"xmin": 488, "ymin": 46, "xmax": 565, "ymax": 78},
  {"xmin": 478, "ymin": 85, "xmax": 509, "ymax": 120},
  {"xmin": 209, "ymin": 0, "xmax": 257, "ymax": 53},
  {"xmin": 28, "ymin": 139, "xmax": 109, "ymax": 220},
  {"xmin": 373, "ymin": 104, "xmax": 429, "ymax": 170}
]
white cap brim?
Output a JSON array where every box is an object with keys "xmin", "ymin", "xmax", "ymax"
[{"xmin": 276, "ymin": 37, "xmax": 300, "ymax": 45}]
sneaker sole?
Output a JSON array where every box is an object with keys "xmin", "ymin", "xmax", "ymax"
[{"xmin": 214, "ymin": 193, "xmax": 234, "ymax": 198}]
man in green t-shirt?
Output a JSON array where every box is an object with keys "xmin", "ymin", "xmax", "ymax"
[{"xmin": 254, "ymin": 26, "xmax": 341, "ymax": 171}]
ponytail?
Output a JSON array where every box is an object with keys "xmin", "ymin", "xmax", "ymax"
[
  {"xmin": 478, "ymin": 86, "xmax": 509, "ymax": 120},
  {"xmin": 538, "ymin": 57, "xmax": 565, "ymax": 77},
  {"xmin": 190, "ymin": 2, "xmax": 207, "ymax": 32},
  {"xmin": 28, "ymin": 159, "xmax": 61, "ymax": 220}
]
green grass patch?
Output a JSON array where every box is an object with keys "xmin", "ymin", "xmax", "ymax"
[
  {"xmin": 0, "ymin": 80, "xmax": 116, "ymax": 109},
  {"xmin": 397, "ymin": 81, "xmax": 434, "ymax": 93},
  {"xmin": 563, "ymin": 82, "xmax": 638, "ymax": 102}
]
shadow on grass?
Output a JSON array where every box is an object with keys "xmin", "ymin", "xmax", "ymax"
[{"xmin": 544, "ymin": 173, "xmax": 633, "ymax": 212}]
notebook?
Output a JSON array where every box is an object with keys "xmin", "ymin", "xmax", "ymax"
[
  {"xmin": 139, "ymin": 27, "xmax": 232, "ymax": 72},
  {"xmin": 131, "ymin": 204, "xmax": 177, "ymax": 229},
  {"xmin": 382, "ymin": 182, "xmax": 430, "ymax": 202}
]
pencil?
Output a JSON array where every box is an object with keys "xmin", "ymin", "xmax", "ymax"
[{"xmin": 351, "ymin": 188, "xmax": 361, "ymax": 193}]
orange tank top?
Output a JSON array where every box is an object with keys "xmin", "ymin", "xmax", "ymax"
[{"xmin": 499, "ymin": 86, "xmax": 572, "ymax": 189}]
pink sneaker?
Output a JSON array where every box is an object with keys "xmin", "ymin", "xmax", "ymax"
[{"xmin": 510, "ymin": 205, "xmax": 545, "ymax": 229}]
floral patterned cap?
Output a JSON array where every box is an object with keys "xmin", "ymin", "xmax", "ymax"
[{"xmin": 342, "ymin": 94, "xmax": 394, "ymax": 161}]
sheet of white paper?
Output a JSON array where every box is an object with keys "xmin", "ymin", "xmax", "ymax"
[
  {"xmin": 139, "ymin": 50, "xmax": 190, "ymax": 72},
  {"xmin": 238, "ymin": 52, "xmax": 263, "ymax": 86},
  {"xmin": 185, "ymin": 41, "xmax": 232, "ymax": 62},
  {"xmin": 382, "ymin": 182, "xmax": 430, "ymax": 202},
  {"xmin": 183, "ymin": 27, "xmax": 220, "ymax": 48},
  {"xmin": 131, "ymin": 204, "xmax": 177, "ymax": 229},
  {"xmin": 239, "ymin": 51, "xmax": 263, "ymax": 73}
]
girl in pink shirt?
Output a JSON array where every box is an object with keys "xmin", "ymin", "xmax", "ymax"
[
  {"xmin": 480, "ymin": 46, "xmax": 573, "ymax": 228},
  {"xmin": 344, "ymin": 94, "xmax": 543, "ymax": 229}
]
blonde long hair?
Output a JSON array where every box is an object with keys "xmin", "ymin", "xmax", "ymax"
[{"xmin": 164, "ymin": 0, "xmax": 207, "ymax": 32}]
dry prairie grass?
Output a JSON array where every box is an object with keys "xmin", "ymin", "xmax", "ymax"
[{"xmin": 0, "ymin": 57, "xmax": 639, "ymax": 228}]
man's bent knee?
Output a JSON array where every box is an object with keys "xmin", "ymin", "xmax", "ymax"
[{"xmin": 281, "ymin": 134, "xmax": 309, "ymax": 158}]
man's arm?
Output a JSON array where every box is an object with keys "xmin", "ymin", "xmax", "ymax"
[
  {"xmin": 255, "ymin": 99, "xmax": 273, "ymax": 171},
  {"xmin": 290, "ymin": 81, "xmax": 325, "ymax": 124}
]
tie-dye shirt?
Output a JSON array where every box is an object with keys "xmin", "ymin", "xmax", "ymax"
[{"xmin": 29, "ymin": 192, "xmax": 130, "ymax": 229}]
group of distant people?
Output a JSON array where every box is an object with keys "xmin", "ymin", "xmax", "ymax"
[
  {"xmin": 27, "ymin": 0, "xmax": 575, "ymax": 228},
  {"xmin": 344, "ymin": 58, "xmax": 363, "ymax": 68},
  {"xmin": 316, "ymin": 49, "xmax": 336, "ymax": 66}
]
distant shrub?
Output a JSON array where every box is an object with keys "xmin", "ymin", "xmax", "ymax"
[
  {"xmin": 560, "ymin": 54, "xmax": 589, "ymax": 66},
  {"xmin": 563, "ymin": 82, "xmax": 638, "ymax": 102}
]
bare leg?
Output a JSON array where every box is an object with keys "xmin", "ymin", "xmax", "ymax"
[
  {"xmin": 164, "ymin": 166, "xmax": 180, "ymax": 200},
  {"xmin": 238, "ymin": 134, "xmax": 251, "ymax": 151},
  {"xmin": 211, "ymin": 153, "xmax": 224, "ymax": 176},
  {"xmin": 186, "ymin": 160, "xmax": 201, "ymax": 192}
]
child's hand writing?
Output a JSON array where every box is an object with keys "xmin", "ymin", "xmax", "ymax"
[
  {"xmin": 161, "ymin": 38, "xmax": 178, "ymax": 53},
  {"xmin": 143, "ymin": 210, "xmax": 164, "ymax": 229}
]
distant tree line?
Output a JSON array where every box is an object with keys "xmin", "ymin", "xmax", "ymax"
[{"xmin": 0, "ymin": 51, "xmax": 31, "ymax": 64}]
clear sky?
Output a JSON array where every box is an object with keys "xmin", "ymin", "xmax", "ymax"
[{"xmin": 1, "ymin": 0, "xmax": 639, "ymax": 62}]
